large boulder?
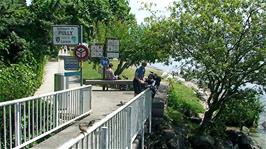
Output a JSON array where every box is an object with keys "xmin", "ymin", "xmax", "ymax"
[
  {"xmin": 237, "ymin": 134, "xmax": 253, "ymax": 149},
  {"xmin": 190, "ymin": 135, "xmax": 215, "ymax": 149}
]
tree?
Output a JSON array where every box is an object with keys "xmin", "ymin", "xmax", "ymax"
[{"xmin": 167, "ymin": 0, "xmax": 266, "ymax": 134}]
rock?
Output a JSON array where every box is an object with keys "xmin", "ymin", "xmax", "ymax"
[
  {"xmin": 162, "ymin": 129, "xmax": 176, "ymax": 140},
  {"xmin": 226, "ymin": 130, "xmax": 240, "ymax": 146},
  {"xmin": 262, "ymin": 121, "xmax": 266, "ymax": 129},
  {"xmin": 237, "ymin": 134, "xmax": 253, "ymax": 149},
  {"xmin": 167, "ymin": 138, "xmax": 178, "ymax": 149},
  {"xmin": 190, "ymin": 116, "xmax": 202, "ymax": 124},
  {"xmin": 190, "ymin": 135, "xmax": 215, "ymax": 149},
  {"xmin": 215, "ymin": 139, "xmax": 234, "ymax": 149},
  {"xmin": 241, "ymin": 126, "xmax": 250, "ymax": 135}
]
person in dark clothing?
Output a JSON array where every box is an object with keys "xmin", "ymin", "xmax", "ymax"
[{"xmin": 133, "ymin": 62, "xmax": 147, "ymax": 96}]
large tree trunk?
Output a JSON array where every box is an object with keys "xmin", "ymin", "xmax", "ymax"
[
  {"xmin": 198, "ymin": 108, "xmax": 215, "ymax": 134},
  {"xmin": 114, "ymin": 61, "xmax": 132, "ymax": 76}
]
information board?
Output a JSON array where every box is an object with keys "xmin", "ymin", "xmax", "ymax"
[
  {"xmin": 107, "ymin": 39, "xmax": 119, "ymax": 52},
  {"xmin": 53, "ymin": 25, "xmax": 80, "ymax": 45},
  {"xmin": 106, "ymin": 38, "xmax": 119, "ymax": 58},
  {"xmin": 64, "ymin": 56, "xmax": 79, "ymax": 70},
  {"xmin": 91, "ymin": 44, "xmax": 104, "ymax": 58}
]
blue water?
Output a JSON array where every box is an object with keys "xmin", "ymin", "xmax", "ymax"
[{"xmin": 150, "ymin": 62, "xmax": 266, "ymax": 148}]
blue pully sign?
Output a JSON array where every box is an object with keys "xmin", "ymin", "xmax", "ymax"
[{"xmin": 100, "ymin": 57, "xmax": 109, "ymax": 66}]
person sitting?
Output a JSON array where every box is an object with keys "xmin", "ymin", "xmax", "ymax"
[
  {"xmin": 105, "ymin": 63, "xmax": 117, "ymax": 80},
  {"xmin": 105, "ymin": 63, "xmax": 117, "ymax": 90}
]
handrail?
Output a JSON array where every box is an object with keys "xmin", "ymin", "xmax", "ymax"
[
  {"xmin": 0, "ymin": 86, "xmax": 89, "ymax": 107},
  {"xmin": 59, "ymin": 88, "xmax": 152, "ymax": 149},
  {"xmin": 0, "ymin": 85, "xmax": 92, "ymax": 149}
]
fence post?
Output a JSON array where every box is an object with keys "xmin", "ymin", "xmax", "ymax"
[
  {"xmin": 100, "ymin": 127, "xmax": 108, "ymax": 149},
  {"xmin": 54, "ymin": 94, "xmax": 59, "ymax": 127},
  {"xmin": 127, "ymin": 106, "xmax": 132, "ymax": 149},
  {"xmin": 80, "ymin": 89, "xmax": 84, "ymax": 114},
  {"xmin": 141, "ymin": 125, "xmax": 145, "ymax": 149},
  {"xmin": 82, "ymin": 86, "xmax": 90, "ymax": 113},
  {"xmin": 15, "ymin": 103, "xmax": 21, "ymax": 146},
  {"xmin": 148, "ymin": 90, "xmax": 152, "ymax": 133}
]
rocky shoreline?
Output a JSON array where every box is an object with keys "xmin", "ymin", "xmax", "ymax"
[{"xmin": 144, "ymin": 75, "xmax": 264, "ymax": 149}]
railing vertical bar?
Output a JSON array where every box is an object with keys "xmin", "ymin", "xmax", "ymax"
[
  {"xmin": 127, "ymin": 106, "xmax": 132, "ymax": 149},
  {"xmin": 91, "ymin": 132, "xmax": 94, "ymax": 149},
  {"xmin": 3, "ymin": 106, "xmax": 7, "ymax": 149},
  {"xmin": 23, "ymin": 102, "xmax": 26, "ymax": 142},
  {"xmin": 36, "ymin": 99, "xmax": 39, "ymax": 136},
  {"xmin": 71, "ymin": 90, "xmax": 74, "ymax": 119},
  {"xmin": 95, "ymin": 129, "xmax": 98, "ymax": 149},
  {"xmin": 81, "ymin": 138, "xmax": 84, "ymax": 149},
  {"xmin": 69, "ymin": 91, "xmax": 72, "ymax": 120},
  {"xmin": 122, "ymin": 111, "xmax": 126, "ymax": 148},
  {"xmin": 100, "ymin": 127, "xmax": 108, "ymax": 149},
  {"xmin": 9, "ymin": 105, "xmax": 12, "ymax": 149},
  {"xmin": 77, "ymin": 90, "xmax": 79, "ymax": 115},
  {"xmin": 76, "ymin": 90, "xmax": 79, "ymax": 115},
  {"xmin": 86, "ymin": 135, "xmax": 89, "ymax": 149},
  {"xmin": 41, "ymin": 98, "xmax": 44, "ymax": 133},
  {"xmin": 110, "ymin": 118, "xmax": 113, "ymax": 148},
  {"xmin": 44, "ymin": 97, "xmax": 47, "ymax": 131},
  {"xmin": 65, "ymin": 92, "xmax": 68, "ymax": 121},
  {"xmin": 115, "ymin": 115, "xmax": 118, "ymax": 148},
  {"xmin": 107, "ymin": 120, "xmax": 109, "ymax": 148},
  {"xmin": 32, "ymin": 100, "xmax": 35, "ymax": 138},
  {"xmin": 50, "ymin": 96, "xmax": 53, "ymax": 130},
  {"xmin": 75, "ymin": 142, "xmax": 79, "ymax": 149},
  {"xmin": 46, "ymin": 98, "xmax": 49, "ymax": 131},
  {"xmin": 118, "ymin": 112, "xmax": 121, "ymax": 148},
  {"xmin": 15, "ymin": 102, "xmax": 21, "ymax": 146},
  {"xmin": 27, "ymin": 101, "xmax": 31, "ymax": 140},
  {"xmin": 55, "ymin": 94, "xmax": 59, "ymax": 127}
]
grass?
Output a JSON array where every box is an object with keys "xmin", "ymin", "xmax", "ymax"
[
  {"xmin": 168, "ymin": 81, "xmax": 204, "ymax": 114},
  {"xmin": 167, "ymin": 81, "xmax": 204, "ymax": 126},
  {"xmin": 82, "ymin": 62, "xmax": 102, "ymax": 79}
]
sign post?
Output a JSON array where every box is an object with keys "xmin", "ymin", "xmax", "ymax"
[{"xmin": 74, "ymin": 44, "xmax": 89, "ymax": 86}]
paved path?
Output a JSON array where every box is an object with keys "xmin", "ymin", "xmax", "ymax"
[
  {"xmin": 32, "ymin": 53, "xmax": 134, "ymax": 148},
  {"xmin": 33, "ymin": 90, "xmax": 134, "ymax": 149}
]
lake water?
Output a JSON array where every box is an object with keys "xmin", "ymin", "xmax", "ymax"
[{"xmin": 150, "ymin": 62, "xmax": 266, "ymax": 148}]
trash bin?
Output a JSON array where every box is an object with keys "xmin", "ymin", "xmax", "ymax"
[
  {"xmin": 54, "ymin": 73, "xmax": 65, "ymax": 91},
  {"xmin": 54, "ymin": 73, "xmax": 67, "ymax": 110}
]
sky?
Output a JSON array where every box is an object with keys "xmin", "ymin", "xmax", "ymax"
[
  {"xmin": 26, "ymin": 0, "xmax": 174, "ymax": 24},
  {"xmin": 129, "ymin": 0, "xmax": 175, "ymax": 24}
]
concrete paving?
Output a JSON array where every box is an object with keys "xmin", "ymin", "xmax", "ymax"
[
  {"xmin": 33, "ymin": 90, "xmax": 134, "ymax": 149},
  {"xmin": 32, "ymin": 52, "xmax": 134, "ymax": 148}
]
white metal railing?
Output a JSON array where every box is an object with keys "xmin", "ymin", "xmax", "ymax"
[
  {"xmin": 59, "ymin": 89, "xmax": 152, "ymax": 149},
  {"xmin": 0, "ymin": 85, "xmax": 92, "ymax": 149}
]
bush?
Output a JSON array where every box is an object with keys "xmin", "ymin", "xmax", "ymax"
[
  {"xmin": 216, "ymin": 89, "xmax": 263, "ymax": 128},
  {"xmin": 0, "ymin": 64, "xmax": 38, "ymax": 101}
]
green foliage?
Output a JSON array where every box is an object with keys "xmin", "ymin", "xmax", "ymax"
[
  {"xmin": 167, "ymin": 107, "xmax": 183, "ymax": 125},
  {"xmin": 168, "ymin": 81, "xmax": 204, "ymax": 116},
  {"xmin": 0, "ymin": 64, "xmax": 37, "ymax": 101},
  {"xmin": 153, "ymin": 0, "xmax": 266, "ymax": 133},
  {"xmin": 215, "ymin": 89, "xmax": 263, "ymax": 128}
]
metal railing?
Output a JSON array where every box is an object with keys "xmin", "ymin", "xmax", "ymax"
[
  {"xmin": 59, "ymin": 89, "xmax": 152, "ymax": 149},
  {"xmin": 0, "ymin": 85, "xmax": 92, "ymax": 149}
]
